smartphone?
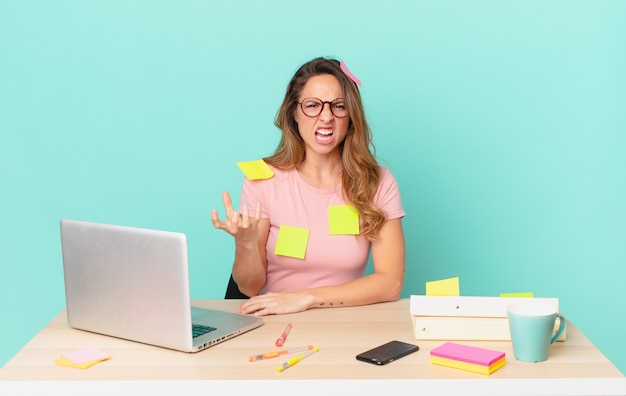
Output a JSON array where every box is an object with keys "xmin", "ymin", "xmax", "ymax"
[{"xmin": 355, "ymin": 340, "xmax": 419, "ymax": 365}]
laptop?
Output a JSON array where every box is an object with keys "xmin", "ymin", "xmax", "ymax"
[{"xmin": 59, "ymin": 219, "xmax": 263, "ymax": 353}]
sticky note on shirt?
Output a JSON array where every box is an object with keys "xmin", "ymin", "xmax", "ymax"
[
  {"xmin": 426, "ymin": 277, "xmax": 460, "ymax": 296},
  {"xmin": 329, "ymin": 205, "xmax": 360, "ymax": 235},
  {"xmin": 236, "ymin": 159, "xmax": 274, "ymax": 180},
  {"xmin": 275, "ymin": 225, "xmax": 310, "ymax": 259}
]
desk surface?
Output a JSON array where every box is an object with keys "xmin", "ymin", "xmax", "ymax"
[{"xmin": 1, "ymin": 299, "xmax": 624, "ymax": 395}]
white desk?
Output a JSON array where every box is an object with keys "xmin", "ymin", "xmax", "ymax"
[{"xmin": 1, "ymin": 299, "xmax": 624, "ymax": 395}]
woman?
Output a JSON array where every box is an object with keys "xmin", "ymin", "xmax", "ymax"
[{"xmin": 211, "ymin": 57, "xmax": 405, "ymax": 316}]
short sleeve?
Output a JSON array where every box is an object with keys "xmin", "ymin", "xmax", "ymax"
[
  {"xmin": 240, "ymin": 177, "xmax": 270, "ymax": 219},
  {"xmin": 375, "ymin": 167, "xmax": 405, "ymax": 220}
]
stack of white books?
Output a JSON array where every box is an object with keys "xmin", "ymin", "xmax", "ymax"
[{"xmin": 410, "ymin": 295, "xmax": 566, "ymax": 341}]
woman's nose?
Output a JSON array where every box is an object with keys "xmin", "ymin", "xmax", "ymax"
[{"xmin": 319, "ymin": 102, "xmax": 334, "ymax": 120}]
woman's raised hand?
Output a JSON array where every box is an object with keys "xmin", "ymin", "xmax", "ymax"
[{"xmin": 211, "ymin": 191, "xmax": 261, "ymax": 242}]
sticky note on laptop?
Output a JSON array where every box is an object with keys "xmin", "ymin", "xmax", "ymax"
[{"xmin": 426, "ymin": 277, "xmax": 460, "ymax": 296}]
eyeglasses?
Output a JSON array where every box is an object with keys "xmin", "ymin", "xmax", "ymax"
[{"xmin": 297, "ymin": 97, "xmax": 349, "ymax": 118}]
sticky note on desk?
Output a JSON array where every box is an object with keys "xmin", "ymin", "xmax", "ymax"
[
  {"xmin": 55, "ymin": 356, "xmax": 108, "ymax": 369},
  {"xmin": 55, "ymin": 347, "xmax": 110, "ymax": 369},
  {"xmin": 426, "ymin": 277, "xmax": 460, "ymax": 296},
  {"xmin": 236, "ymin": 159, "xmax": 274, "ymax": 180},
  {"xmin": 430, "ymin": 342, "xmax": 505, "ymax": 375},
  {"xmin": 329, "ymin": 205, "xmax": 360, "ymax": 235},
  {"xmin": 62, "ymin": 347, "xmax": 110, "ymax": 364},
  {"xmin": 500, "ymin": 291, "xmax": 534, "ymax": 298}
]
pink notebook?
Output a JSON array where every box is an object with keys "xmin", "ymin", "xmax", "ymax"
[{"xmin": 430, "ymin": 342, "xmax": 505, "ymax": 366}]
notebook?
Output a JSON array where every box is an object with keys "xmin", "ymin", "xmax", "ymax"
[{"xmin": 59, "ymin": 219, "xmax": 263, "ymax": 353}]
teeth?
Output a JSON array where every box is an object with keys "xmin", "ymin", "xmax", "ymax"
[{"xmin": 316, "ymin": 129, "xmax": 333, "ymax": 135}]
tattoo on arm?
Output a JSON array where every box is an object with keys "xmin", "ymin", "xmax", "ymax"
[{"xmin": 318, "ymin": 301, "xmax": 345, "ymax": 307}]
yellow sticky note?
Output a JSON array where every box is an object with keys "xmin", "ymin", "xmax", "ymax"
[
  {"xmin": 274, "ymin": 225, "xmax": 310, "ymax": 259},
  {"xmin": 329, "ymin": 205, "xmax": 360, "ymax": 235},
  {"xmin": 54, "ymin": 356, "xmax": 109, "ymax": 369},
  {"xmin": 500, "ymin": 292, "xmax": 534, "ymax": 298},
  {"xmin": 426, "ymin": 277, "xmax": 460, "ymax": 296},
  {"xmin": 236, "ymin": 159, "xmax": 274, "ymax": 180}
]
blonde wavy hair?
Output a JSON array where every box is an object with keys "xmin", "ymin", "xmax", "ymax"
[{"xmin": 264, "ymin": 57, "xmax": 385, "ymax": 240}]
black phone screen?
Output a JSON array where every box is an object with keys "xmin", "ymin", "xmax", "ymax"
[{"xmin": 355, "ymin": 340, "xmax": 419, "ymax": 365}]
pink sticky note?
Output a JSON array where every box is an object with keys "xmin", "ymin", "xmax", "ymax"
[
  {"xmin": 340, "ymin": 60, "xmax": 362, "ymax": 87},
  {"xmin": 62, "ymin": 348, "xmax": 110, "ymax": 364},
  {"xmin": 430, "ymin": 342, "xmax": 505, "ymax": 367}
]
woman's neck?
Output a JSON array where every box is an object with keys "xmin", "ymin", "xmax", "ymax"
[{"xmin": 296, "ymin": 155, "xmax": 343, "ymax": 190}]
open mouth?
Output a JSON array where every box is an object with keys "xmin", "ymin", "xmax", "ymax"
[{"xmin": 315, "ymin": 128, "xmax": 333, "ymax": 143}]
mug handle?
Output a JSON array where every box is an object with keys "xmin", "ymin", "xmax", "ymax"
[{"xmin": 550, "ymin": 314, "xmax": 567, "ymax": 344}]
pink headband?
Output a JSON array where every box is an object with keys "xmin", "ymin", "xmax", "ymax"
[{"xmin": 340, "ymin": 60, "xmax": 362, "ymax": 87}]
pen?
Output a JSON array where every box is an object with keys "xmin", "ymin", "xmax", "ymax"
[
  {"xmin": 248, "ymin": 345, "xmax": 314, "ymax": 362},
  {"xmin": 276, "ymin": 346, "xmax": 319, "ymax": 372},
  {"xmin": 275, "ymin": 323, "xmax": 292, "ymax": 347}
]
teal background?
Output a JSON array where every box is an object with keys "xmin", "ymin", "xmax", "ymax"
[{"xmin": 1, "ymin": 1, "xmax": 624, "ymax": 374}]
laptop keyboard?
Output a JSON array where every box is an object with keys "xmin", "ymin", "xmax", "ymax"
[{"xmin": 192, "ymin": 324, "xmax": 217, "ymax": 338}]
